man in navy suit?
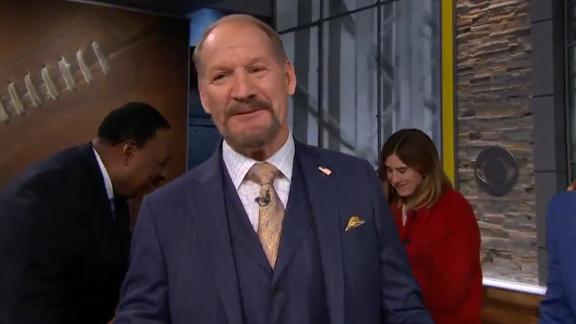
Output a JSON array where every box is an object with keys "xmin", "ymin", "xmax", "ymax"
[
  {"xmin": 115, "ymin": 14, "xmax": 432, "ymax": 324},
  {"xmin": 540, "ymin": 191, "xmax": 576, "ymax": 323},
  {"xmin": 0, "ymin": 102, "xmax": 172, "ymax": 324}
]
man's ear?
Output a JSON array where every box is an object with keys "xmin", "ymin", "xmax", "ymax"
[
  {"xmin": 120, "ymin": 140, "xmax": 137, "ymax": 165},
  {"xmin": 284, "ymin": 60, "xmax": 297, "ymax": 96}
]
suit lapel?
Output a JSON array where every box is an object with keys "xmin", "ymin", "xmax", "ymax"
[
  {"xmin": 81, "ymin": 144, "xmax": 121, "ymax": 262},
  {"xmin": 187, "ymin": 149, "xmax": 243, "ymax": 324},
  {"xmin": 296, "ymin": 143, "xmax": 345, "ymax": 324}
]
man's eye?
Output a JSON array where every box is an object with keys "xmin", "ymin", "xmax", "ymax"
[
  {"xmin": 212, "ymin": 73, "xmax": 227, "ymax": 81},
  {"xmin": 250, "ymin": 66, "xmax": 265, "ymax": 73}
]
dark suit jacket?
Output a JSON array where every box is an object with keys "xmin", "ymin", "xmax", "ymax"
[
  {"xmin": 115, "ymin": 141, "xmax": 432, "ymax": 324},
  {"xmin": 0, "ymin": 143, "xmax": 129, "ymax": 324},
  {"xmin": 540, "ymin": 191, "xmax": 576, "ymax": 323}
]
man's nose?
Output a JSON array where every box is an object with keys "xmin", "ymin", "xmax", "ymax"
[{"xmin": 230, "ymin": 71, "xmax": 255, "ymax": 101}]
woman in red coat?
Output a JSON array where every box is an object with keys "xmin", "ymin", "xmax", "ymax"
[{"xmin": 378, "ymin": 128, "xmax": 482, "ymax": 324}]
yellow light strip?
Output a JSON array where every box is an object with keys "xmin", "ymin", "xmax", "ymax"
[{"xmin": 441, "ymin": 0, "xmax": 456, "ymax": 184}]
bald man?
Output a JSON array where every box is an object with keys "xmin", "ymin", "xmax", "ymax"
[{"xmin": 115, "ymin": 15, "xmax": 432, "ymax": 324}]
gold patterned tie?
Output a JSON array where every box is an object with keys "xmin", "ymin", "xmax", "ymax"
[{"xmin": 246, "ymin": 162, "xmax": 284, "ymax": 268}]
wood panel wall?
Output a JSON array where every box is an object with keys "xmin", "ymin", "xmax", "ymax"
[
  {"xmin": 482, "ymin": 287, "xmax": 542, "ymax": 324},
  {"xmin": 0, "ymin": 0, "xmax": 189, "ymax": 188}
]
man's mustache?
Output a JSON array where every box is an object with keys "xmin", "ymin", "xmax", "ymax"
[{"xmin": 226, "ymin": 98, "xmax": 272, "ymax": 118}]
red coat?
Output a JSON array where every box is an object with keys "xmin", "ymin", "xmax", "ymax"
[{"xmin": 391, "ymin": 188, "xmax": 482, "ymax": 324}]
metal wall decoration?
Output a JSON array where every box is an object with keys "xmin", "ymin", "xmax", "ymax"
[
  {"xmin": 473, "ymin": 146, "xmax": 519, "ymax": 196},
  {"xmin": 0, "ymin": 41, "xmax": 109, "ymax": 124},
  {"xmin": 0, "ymin": 0, "xmax": 190, "ymax": 188}
]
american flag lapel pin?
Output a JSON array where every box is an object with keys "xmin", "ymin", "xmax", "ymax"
[{"xmin": 318, "ymin": 166, "xmax": 332, "ymax": 176}]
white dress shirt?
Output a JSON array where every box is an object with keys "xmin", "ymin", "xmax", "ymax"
[
  {"xmin": 93, "ymin": 147, "xmax": 115, "ymax": 217},
  {"xmin": 93, "ymin": 147, "xmax": 114, "ymax": 200},
  {"xmin": 222, "ymin": 135, "xmax": 295, "ymax": 232}
]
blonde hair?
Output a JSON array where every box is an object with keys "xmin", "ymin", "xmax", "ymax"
[{"xmin": 378, "ymin": 129, "xmax": 452, "ymax": 210}]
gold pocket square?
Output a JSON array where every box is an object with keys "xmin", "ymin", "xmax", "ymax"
[{"xmin": 345, "ymin": 215, "xmax": 365, "ymax": 232}]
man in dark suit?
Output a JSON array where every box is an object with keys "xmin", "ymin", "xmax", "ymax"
[
  {"xmin": 115, "ymin": 15, "xmax": 432, "ymax": 324},
  {"xmin": 540, "ymin": 191, "xmax": 576, "ymax": 323},
  {"xmin": 0, "ymin": 102, "xmax": 172, "ymax": 324}
]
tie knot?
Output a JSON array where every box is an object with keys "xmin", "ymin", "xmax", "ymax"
[{"xmin": 246, "ymin": 162, "xmax": 281, "ymax": 185}]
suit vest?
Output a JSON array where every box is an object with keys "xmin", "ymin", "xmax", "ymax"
[{"xmin": 222, "ymin": 157, "xmax": 330, "ymax": 324}]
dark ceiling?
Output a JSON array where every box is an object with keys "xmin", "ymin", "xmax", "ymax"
[{"xmin": 77, "ymin": 0, "xmax": 223, "ymax": 17}]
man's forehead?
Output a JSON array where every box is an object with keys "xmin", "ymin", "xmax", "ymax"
[
  {"xmin": 203, "ymin": 22, "xmax": 270, "ymax": 50},
  {"xmin": 206, "ymin": 51, "xmax": 269, "ymax": 68},
  {"xmin": 200, "ymin": 44, "xmax": 276, "ymax": 75}
]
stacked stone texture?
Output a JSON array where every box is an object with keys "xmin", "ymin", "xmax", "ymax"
[{"xmin": 456, "ymin": 0, "xmax": 536, "ymax": 284}]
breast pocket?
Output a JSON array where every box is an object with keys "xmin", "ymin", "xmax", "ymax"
[{"xmin": 341, "ymin": 214, "xmax": 379, "ymax": 260}]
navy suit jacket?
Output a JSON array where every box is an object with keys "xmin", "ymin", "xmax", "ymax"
[
  {"xmin": 540, "ymin": 191, "xmax": 576, "ymax": 323},
  {"xmin": 115, "ymin": 141, "xmax": 432, "ymax": 324},
  {"xmin": 0, "ymin": 143, "xmax": 129, "ymax": 324}
]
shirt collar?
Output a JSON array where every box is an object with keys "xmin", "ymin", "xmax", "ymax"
[
  {"xmin": 222, "ymin": 133, "xmax": 295, "ymax": 190},
  {"xmin": 92, "ymin": 147, "xmax": 114, "ymax": 200}
]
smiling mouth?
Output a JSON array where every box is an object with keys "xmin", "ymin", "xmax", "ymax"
[
  {"xmin": 235, "ymin": 108, "xmax": 262, "ymax": 115},
  {"xmin": 230, "ymin": 106, "xmax": 270, "ymax": 118}
]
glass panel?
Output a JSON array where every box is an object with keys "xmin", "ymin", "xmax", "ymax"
[
  {"xmin": 321, "ymin": 8, "xmax": 379, "ymax": 166},
  {"xmin": 380, "ymin": 0, "xmax": 442, "ymax": 150},
  {"xmin": 276, "ymin": 0, "xmax": 321, "ymax": 31},
  {"xmin": 281, "ymin": 27, "xmax": 320, "ymax": 146},
  {"xmin": 324, "ymin": 0, "xmax": 377, "ymax": 19},
  {"xmin": 569, "ymin": 0, "xmax": 576, "ymax": 43},
  {"xmin": 278, "ymin": 0, "xmax": 442, "ymax": 166},
  {"xmin": 188, "ymin": 8, "xmax": 225, "ymax": 46}
]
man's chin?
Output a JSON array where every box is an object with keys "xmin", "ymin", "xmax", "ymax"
[
  {"xmin": 227, "ymin": 132, "xmax": 271, "ymax": 150},
  {"xmin": 226, "ymin": 125, "xmax": 281, "ymax": 149},
  {"xmin": 128, "ymin": 184, "xmax": 156, "ymax": 199}
]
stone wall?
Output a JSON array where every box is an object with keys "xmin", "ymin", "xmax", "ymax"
[{"xmin": 455, "ymin": 0, "xmax": 536, "ymax": 283}]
